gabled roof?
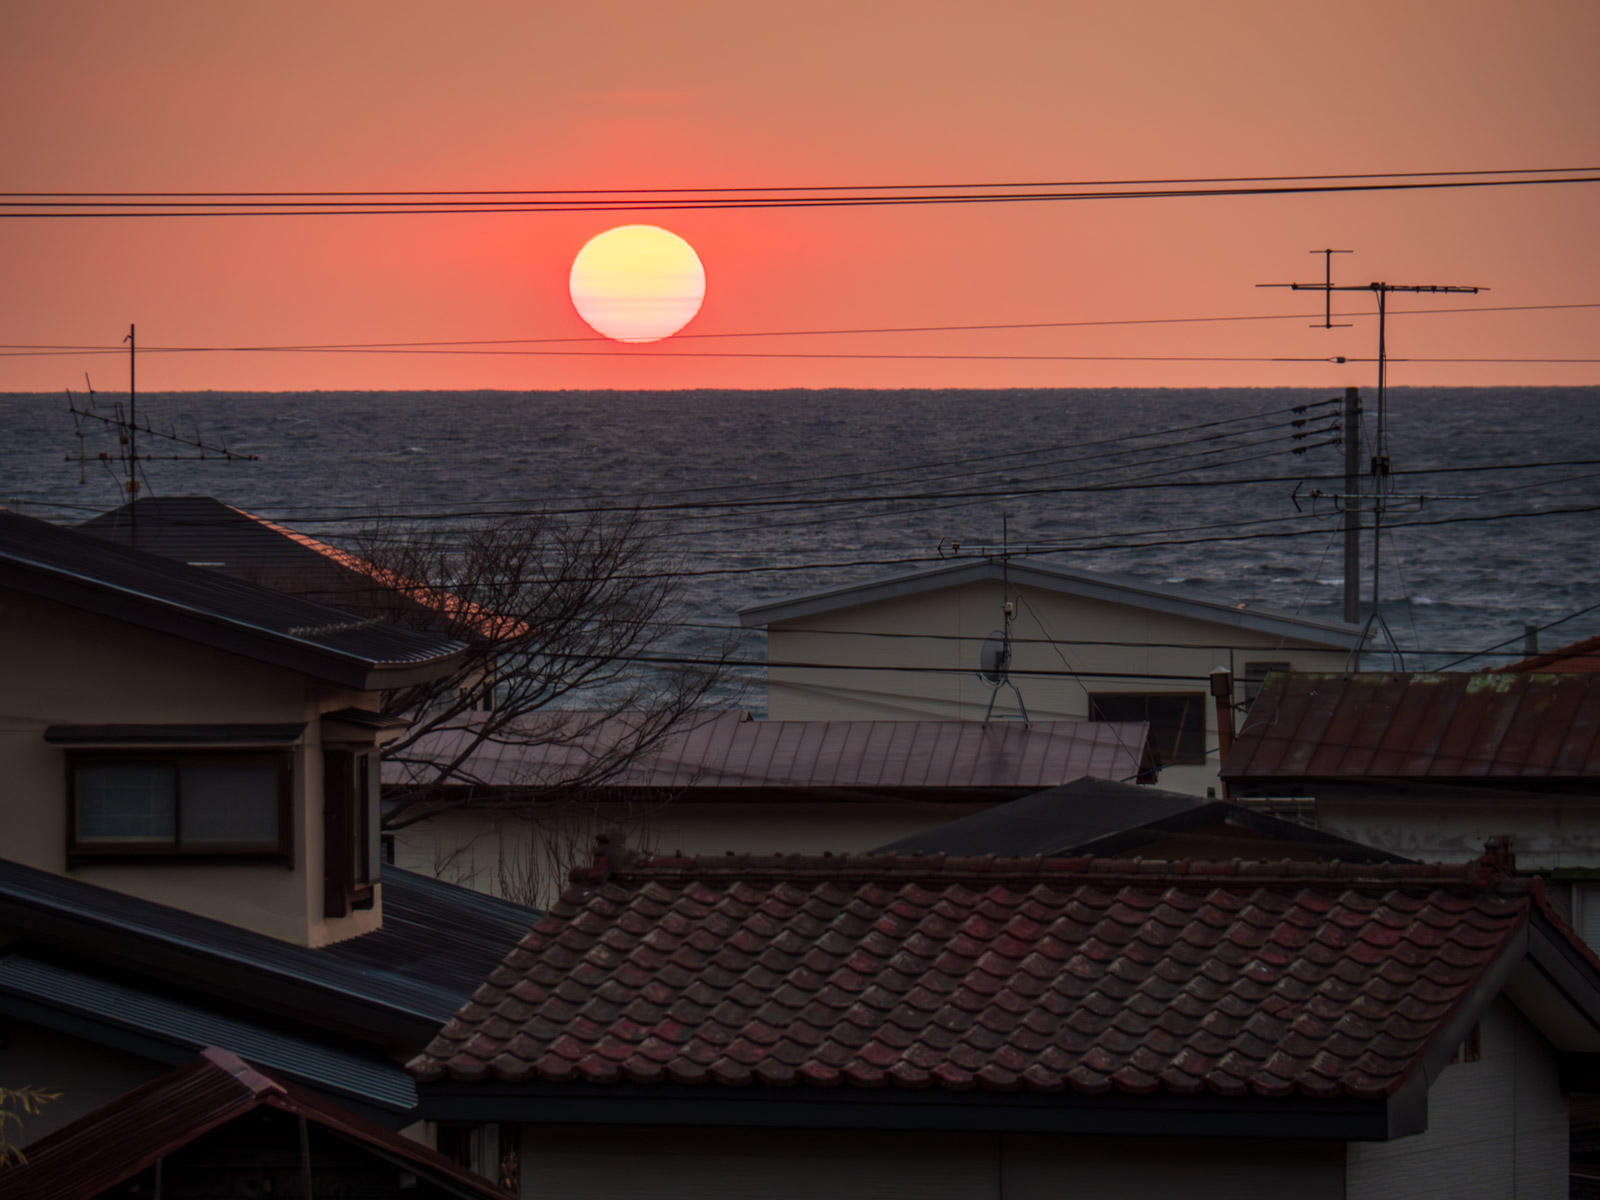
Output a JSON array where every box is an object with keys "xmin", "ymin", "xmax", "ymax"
[
  {"xmin": 78, "ymin": 495, "xmax": 372, "ymax": 603},
  {"xmin": 0, "ymin": 857, "xmax": 538, "ymax": 1114},
  {"xmin": 1499, "ymin": 634, "xmax": 1600, "ymax": 674},
  {"xmin": 873, "ymin": 776, "xmax": 1409, "ymax": 863},
  {"xmin": 410, "ymin": 845, "xmax": 1600, "ymax": 1140},
  {"xmin": 738, "ymin": 557, "xmax": 1362, "ymax": 648},
  {"xmin": 0, "ymin": 1048, "xmax": 511, "ymax": 1200},
  {"xmin": 1221, "ymin": 671, "xmax": 1600, "ymax": 784},
  {"xmin": 0, "ymin": 509, "xmax": 464, "ymax": 690},
  {"xmin": 385, "ymin": 710, "xmax": 1152, "ymax": 802}
]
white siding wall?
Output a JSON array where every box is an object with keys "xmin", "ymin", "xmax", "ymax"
[
  {"xmin": 520, "ymin": 1127, "xmax": 1344, "ymax": 1200},
  {"xmin": 1346, "ymin": 996, "xmax": 1568, "ymax": 1198},
  {"xmin": 762, "ymin": 578, "xmax": 1351, "ymax": 797}
]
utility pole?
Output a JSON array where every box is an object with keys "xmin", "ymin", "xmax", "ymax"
[
  {"xmin": 1342, "ymin": 386, "xmax": 1361, "ymax": 624},
  {"xmin": 1259, "ymin": 256, "xmax": 1483, "ymax": 667}
]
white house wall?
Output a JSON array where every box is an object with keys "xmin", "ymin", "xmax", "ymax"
[
  {"xmin": 1346, "ymin": 995, "xmax": 1568, "ymax": 1198},
  {"xmin": 1316, "ymin": 794, "xmax": 1600, "ymax": 874},
  {"xmin": 519, "ymin": 1126, "xmax": 1345, "ymax": 1200},
  {"xmin": 763, "ymin": 577, "xmax": 1351, "ymax": 795}
]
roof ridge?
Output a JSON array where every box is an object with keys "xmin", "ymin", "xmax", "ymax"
[{"xmin": 569, "ymin": 842, "xmax": 1517, "ymax": 891}]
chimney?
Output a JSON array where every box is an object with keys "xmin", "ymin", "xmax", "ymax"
[{"xmin": 1209, "ymin": 668, "xmax": 1235, "ymax": 800}]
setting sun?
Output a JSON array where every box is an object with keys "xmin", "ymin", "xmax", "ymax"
[{"xmin": 568, "ymin": 225, "xmax": 706, "ymax": 344}]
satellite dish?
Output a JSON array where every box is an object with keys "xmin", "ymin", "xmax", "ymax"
[{"xmin": 979, "ymin": 630, "xmax": 1009, "ymax": 684}]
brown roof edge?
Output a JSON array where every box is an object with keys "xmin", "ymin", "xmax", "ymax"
[{"xmin": 0, "ymin": 1048, "xmax": 512, "ymax": 1200}]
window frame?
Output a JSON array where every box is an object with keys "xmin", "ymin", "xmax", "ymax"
[
  {"xmin": 1087, "ymin": 690, "xmax": 1209, "ymax": 769},
  {"xmin": 66, "ymin": 749, "xmax": 294, "ymax": 863}
]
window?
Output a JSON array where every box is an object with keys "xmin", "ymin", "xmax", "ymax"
[
  {"xmin": 1088, "ymin": 692, "xmax": 1207, "ymax": 768},
  {"xmin": 323, "ymin": 747, "xmax": 380, "ymax": 917},
  {"xmin": 70, "ymin": 752, "xmax": 291, "ymax": 859}
]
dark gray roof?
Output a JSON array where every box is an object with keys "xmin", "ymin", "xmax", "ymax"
[
  {"xmin": 874, "ymin": 776, "xmax": 1407, "ymax": 863},
  {"xmin": 874, "ymin": 777, "xmax": 1202, "ymax": 855},
  {"xmin": 0, "ymin": 509, "xmax": 463, "ymax": 689},
  {"xmin": 78, "ymin": 495, "xmax": 370, "ymax": 604},
  {"xmin": 0, "ymin": 857, "xmax": 538, "ymax": 1049}
]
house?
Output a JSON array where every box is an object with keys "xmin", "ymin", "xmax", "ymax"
[
  {"xmin": 0, "ymin": 511, "xmax": 539, "ymax": 1162},
  {"xmin": 873, "ymin": 774, "xmax": 1410, "ymax": 864},
  {"xmin": 738, "ymin": 556, "xmax": 1363, "ymax": 797},
  {"xmin": 384, "ymin": 709, "xmax": 1151, "ymax": 904},
  {"xmin": 1220, "ymin": 671, "xmax": 1600, "ymax": 940},
  {"xmin": 0, "ymin": 1047, "xmax": 513, "ymax": 1199},
  {"xmin": 410, "ymin": 840, "xmax": 1594, "ymax": 1198},
  {"xmin": 0, "ymin": 507, "xmax": 465, "ymax": 944}
]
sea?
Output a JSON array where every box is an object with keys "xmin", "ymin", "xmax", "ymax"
[{"xmin": 2, "ymin": 387, "xmax": 1597, "ymax": 687}]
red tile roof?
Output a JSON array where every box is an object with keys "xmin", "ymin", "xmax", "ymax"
[
  {"xmin": 387, "ymin": 709, "xmax": 1152, "ymax": 798},
  {"xmin": 1221, "ymin": 671, "xmax": 1600, "ymax": 782},
  {"xmin": 409, "ymin": 847, "xmax": 1541, "ymax": 1105},
  {"xmin": 0, "ymin": 1048, "xmax": 510, "ymax": 1200}
]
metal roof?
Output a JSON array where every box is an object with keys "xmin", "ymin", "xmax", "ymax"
[
  {"xmin": 874, "ymin": 776, "xmax": 1407, "ymax": 862},
  {"xmin": 737, "ymin": 557, "xmax": 1362, "ymax": 647},
  {"xmin": 78, "ymin": 495, "xmax": 372, "ymax": 604},
  {"xmin": 1499, "ymin": 634, "xmax": 1600, "ymax": 674},
  {"xmin": 0, "ymin": 1048, "xmax": 512, "ymax": 1200},
  {"xmin": 0, "ymin": 857, "xmax": 537, "ymax": 1048},
  {"xmin": 1221, "ymin": 671, "xmax": 1600, "ymax": 782},
  {"xmin": 0, "ymin": 953, "xmax": 417, "ymax": 1112},
  {"xmin": 386, "ymin": 710, "xmax": 1151, "ymax": 799},
  {"xmin": 0, "ymin": 509, "xmax": 464, "ymax": 689}
]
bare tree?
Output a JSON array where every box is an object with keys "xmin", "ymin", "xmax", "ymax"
[{"xmin": 351, "ymin": 508, "xmax": 731, "ymax": 850}]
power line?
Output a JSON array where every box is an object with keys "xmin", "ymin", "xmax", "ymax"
[
  {"xmin": 3, "ymin": 301, "xmax": 1595, "ymax": 355},
  {"xmin": 9, "ymin": 166, "xmax": 1596, "ymax": 199},
  {"xmin": 4, "ymin": 175, "xmax": 1598, "ymax": 217}
]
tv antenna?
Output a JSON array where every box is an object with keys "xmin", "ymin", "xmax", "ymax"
[
  {"xmin": 65, "ymin": 324, "xmax": 259, "ymax": 542},
  {"xmin": 1258, "ymin": 255, "xmax": 1483, "ymax": 667},
  {"xmin": 978, "ymin": 514, "xmax": 1030, "ymax": 724}
]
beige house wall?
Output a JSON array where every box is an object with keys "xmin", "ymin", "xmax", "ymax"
[
  {"xmin": 0, "ymin": 588, "xmax": 381, "ymax": 946},
  {"xmin": 392, "ymin": 800, "xmax": 988, "ymax": 907},
  {"xmin": 762, "ymin": 578, "xmax": 1352, "ymax": 795}
]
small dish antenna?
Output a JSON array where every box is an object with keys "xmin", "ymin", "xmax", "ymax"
[{"xmin": 978, "ymin": 600, "xmax": 1029, "ymax": 724}]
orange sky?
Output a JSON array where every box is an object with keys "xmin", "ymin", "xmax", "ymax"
[{"xmin": 2, "ymin": 0, "xmax": 1596, "ymax": 392}]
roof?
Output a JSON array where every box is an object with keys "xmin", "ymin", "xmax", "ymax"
[
  {"xmin": 0, "ymin": 509, "xmax": 464, "ymax": 690},
  {"xmin": 737, "ymin": 557, "xmax": 1362, "ymax": 648},
  {"xmin": 873, "ymin": 776, "xmax": 1409, "ymax": 863},
  {"xmin": 1499, "ymin": 634, "xmax": 1600, "ymax": 674},
  {"xmin": 78, "ymin": 495, "xmax": 372, "ymax": 604},
  {"xmin": 1221, "ymin": 671, "xmax": 1600, "ymax": 784},
  {"xmin": 0, "ymin": 1047, "xmax": 511, "ymax": 1200},
  {"xmin": 0, "ymin": 857, "xmax": 537, "ymax": 1062},
  {"xmin": 409, "ymin": 844, "xmax": 1600, "ymax": 1139},
  {"xmin": 385, "ymin": 710, "xmax": 1152, "ymax": 802},
  {"xmin": 79, "ymin": 495, "xmax": 520, "ymax": 640}
]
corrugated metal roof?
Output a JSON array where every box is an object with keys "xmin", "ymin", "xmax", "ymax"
[
  {"xmin": 1221, "ymin": 671, "xmax": 1600, "ymax": 781},
  {"xmin": 0, "ymin": 509, "xmax": 464, "ymax": 685},
  {"xmin": 1499, "ymin": 635, "xmax": 1600, "ymax": 674},
  {"xmin": 386, "ymin": 710, "xmax": 1151, "ymax": 796},
  {"xmin": 0, "ymin": 953, "xmax": 417, "ymax": 1110},
  {"xmin": 0, "ymin": 858, "xmax": 537, "ymax": 1041},
  {"xmin": 737, "ymin": 557, "xmax": 1362, "ymax": 647},
  {"xmin": 0, "ymin": 1048, "xmax": 512, "ymax": 1200}
]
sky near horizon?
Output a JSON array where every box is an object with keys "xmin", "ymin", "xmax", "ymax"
[{"xmin": 2, "ymin": 0, "xmax": 1597, "ymax": 393}]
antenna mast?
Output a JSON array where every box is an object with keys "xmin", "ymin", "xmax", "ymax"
[
  {"xmin": 1259, "ymin": 255, "xmax": 1483, "ymax": 667},
  {"xmin": 979, "ymin": 513, "xmax": 1030, "ymax": 724}
]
